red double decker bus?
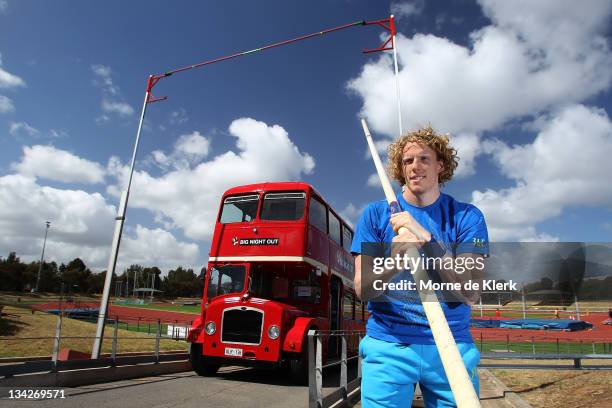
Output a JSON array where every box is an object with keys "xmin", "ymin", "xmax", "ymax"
[{"xmin": 187, "ymin": 182, "xmax": 365, "ymax": 381}]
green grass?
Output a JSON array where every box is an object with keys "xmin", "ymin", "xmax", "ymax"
[
  {"xmin": 471, "ymin": 310, "xmax": 567, "ymax": 319},
  {"xmin": 112, "ymin": 320, "xmax": 192, "ymax": 338},
  {"xmin": 476, "ymin": 339, "xmax": 612, "ymax": 354},
  {"xmin": 0, "ymin": 306, "xmax": 187, "ymax": 358},
  {"xmin": 113, "ymin": 303, "xmax": 201, "ymax": 314}
]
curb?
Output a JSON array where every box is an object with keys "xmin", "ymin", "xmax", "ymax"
[
  {"xmin": 0, "ymin": 360, "xmax": 192, "ymax": 388},
  {"xmin": 480, "ymin": 368, "xmax": 533, "ymax": 408},
  {"xmin": 0, "ymin": 350, "xmax": 187, "ymax": 364}
]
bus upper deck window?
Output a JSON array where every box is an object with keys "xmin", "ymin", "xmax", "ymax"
[
  {"xmin": 220, "ymin": 194, "xmax": 259, "ymax": 223},
  {"xmin": 261, "ymin": 192, "xmax": 306, "ymax": 221},
  {"xmin": 342, "ymin": 226, "xmax": 353, "ymax": 252},
  {"xmin": 309, "ymin": 196, "xmax": 327, "ymax": 233}
]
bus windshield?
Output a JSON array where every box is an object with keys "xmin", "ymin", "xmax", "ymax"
[
  {"xmin": 207, "ymin": 265, "xmax": 246, "ymax": 299},
  {"xmin": 220, "ymin": 194, "xmax": 259, "ymax": 223},
  {"xmin": 260, "ymin": 192, "xmax": 306, "ymax": 221}
]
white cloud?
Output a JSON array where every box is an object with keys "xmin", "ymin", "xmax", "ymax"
[
  {"xmin": 108, "ymin": 117, "xmax": 315, "ymax": 241},
  {"xmin": 12, "ymin": 145, "xmax": 106, "ymax": 184},
  {"xmin": 0, "ymin": 174, "xmax": 199, "ymax": 272},
  {"xmin": 349, "ymin": 0, "xmax": 612, "ymax": 240},
  {"xmin": 92, "ymin": 64, "xmax": 134, "ymax": 119},
  {"xmin": 339, "ymin": 203, "xmax": 366, "ymax": 229},
  {"xmin": 95, "ymin": 114, "xmax": 110, "ymax": 124},
  {"xmin": 169, "ymin": 108, "xmax": 188, "ymax": 125},
  {"xmin": 348, "ymin": 1, "xmax": 612, "ymax": 138},
  {"xmin": 91, "ymin": 64, "xmax": 111, "ymax": 77},
  {"xmin": 121, "ymin": 225, "xmax": 199, "ymax": 269},
  {"xmin": 175, "ymin": 131, "xmax": 211, "ymax": 160},
  {"xmin": 472, "ymin": 104, "xmax": 612, "ymax": 240},
  {"xmin": 150, "ymin": 131, "xmax": 211, "ymax": 170},
  {"xmin": 101, "ymin": 99, "xmax": 134, "ymax": 116},
  {"xmin": 434, "ymin": 14, "xmax": 464, "ymax": 31},
  {"xmin": 478, "ymin": 0, "xmax": 611, "ymax": 55},
  {"xmin": 0, "ymin": 1, "xmax": 7, "ymax": 14},
  {"xmin": 9, "ymin": 121, "xmax": 39, "ymax": 137},
  {"xmin": 0, "ymin": 53, "xmax": 25, "ymax": 89},
  {"xmin": 0, "ymin": 174, "xmax": 115, "ymax": 257},
  {"xmin": 91, "ymin": 64, "xmax": 118, "ymax": 96},
  {"xmin": 450, "ymin": 132, "xmax": 482, "ymax": 178},
  {"xmin": 150, "ymin": 150, "xmax": 170, "ymax": 168},
  {"xmin": 367, "ymin": 173, "xmax": 382, "ymax": 188},
  {"xmin": 0, "ymin": 94, "xmax": 14, "ymax": 113},
  {"xmin": 391, "ymin": 0, "xmax": 425, "ymax": 19},
  {"xmin": 49, "ymin": 129, "xmax": 68, "ymax": 139}
]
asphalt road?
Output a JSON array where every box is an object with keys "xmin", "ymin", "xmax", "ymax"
[{"xmin": 1, "ymin": 364, "xmax": 358, "ymax": 408}]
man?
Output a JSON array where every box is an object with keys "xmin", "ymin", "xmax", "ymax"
[{"xmin": 351, "ymin": 126, "xmax": 489, "ymax": 407}]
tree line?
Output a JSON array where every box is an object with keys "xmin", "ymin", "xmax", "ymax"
[
  {"xmin": 523, "ymin": 276, "xmax": 612, "ymax": 301},
  {"xmin": 0, "ymin": 252, "xmax": 204, "ymax": 298}
]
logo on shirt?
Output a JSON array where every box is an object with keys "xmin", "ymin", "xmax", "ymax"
[{"xmin": 473, "ymin": 238, "xmax": 487, "ymax": 248}]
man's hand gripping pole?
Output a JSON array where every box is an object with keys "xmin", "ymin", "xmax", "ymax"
[{"xmin": 360, "ymin": 118, "xmax": 480, "ymax": 408}]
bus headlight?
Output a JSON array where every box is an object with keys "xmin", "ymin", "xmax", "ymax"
[
  {"xmin": 267, "ymin": 325, "xmax": 280, "ymax": 340},
  {"xmin": 205, "ymin": 321, "xmax": 216, "ymax": 335}
]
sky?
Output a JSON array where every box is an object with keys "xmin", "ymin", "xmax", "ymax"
[{"xmin": 1, "ymin": 0, "xmax": 611, "ymax": 274}]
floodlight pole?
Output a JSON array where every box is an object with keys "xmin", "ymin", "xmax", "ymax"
[
  {"xmin": 91, "ymin": 16, "xmax": 396, "ymax": 359},
  {"xmin": 34, "ymin": 221, "xmax": 51, "ymax": 293},
  {"xmin": 521, "ymin": 282, "xmax": 527, "ymax": 319}
]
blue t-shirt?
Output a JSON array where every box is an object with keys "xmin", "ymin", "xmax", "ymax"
[{"xmin": 351, "ymin": 192, "xmax": 489, "ymax": 344}]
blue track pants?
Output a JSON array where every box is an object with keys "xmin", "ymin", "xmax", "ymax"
[{"xmin": 359, "ymin": 335, "xmax": 480, "ymax": 408}]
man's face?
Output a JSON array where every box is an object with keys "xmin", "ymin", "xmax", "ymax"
[{"xmin": 402, "ymin": 142, "xmax": 443, "ymax": 195}]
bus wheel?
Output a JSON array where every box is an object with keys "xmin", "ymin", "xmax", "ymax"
[
  {"xmin": 289, "ymin": 335, "xmax": 316, "ymax": 385},
  {"xmin": 289, "ymin": 356, "xmax": 308, "ymax": 385},
  {"xmin": 189, "ymin": 343, "xmax": 220, "ymax": 376}
]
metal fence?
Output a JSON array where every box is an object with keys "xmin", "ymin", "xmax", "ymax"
[
  {"xmin": 306, "ymin": 330, "xmax": 612, "ymax": 408},
  {"xmin": 308, "ymin": 330, "xmax": 363, "ymax": 408},
  {"xmin": 475, "ymin": 331, "xmax": 612, "ymax": 355},
  {"xmin": 0, "ymin": 307, "xmax": 192, "ymax": 363}
]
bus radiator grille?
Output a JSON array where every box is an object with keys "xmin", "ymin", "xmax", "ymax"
[{"xmin": 222, "ymin": 308, "xmax": 263, "ymax": 345}]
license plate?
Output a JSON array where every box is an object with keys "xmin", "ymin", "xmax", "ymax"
[{"xmin": 224, "ymin": 347, "xmax": 243, "ymax": 357}]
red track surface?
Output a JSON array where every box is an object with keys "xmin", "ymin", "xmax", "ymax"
[
  {"xmin": 471, "ymin": 312, "xmax": 612, "ymax": 342},
  {"xmin": 31, "ymin": 302, "xmax": 198, "ymax": 324},
  {"xmin": 107, "ymin": 305, "xmax": 197, "ymax": 324},
  {"xmin": 30, "ymin": 302, "xmax": 612, "ymax": 341}
]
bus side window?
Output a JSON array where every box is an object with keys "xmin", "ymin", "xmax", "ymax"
[
  {"xmin": 342, "ymin": 225, "xmax": 353, "ymax": 252},
  {"xmin": 355, "ymin": 298, "xmax": 363, "ymax": 322},
  {"xmin": 329, "ymin": 211, "xmax": 341, "ymax": 245},
  {"xmin": 343, "ymin": 292, "xmax": 354, "ymax": 320},
  {"xmin": 309, "ymin": 196, "xmax": 327, "ymax": 233}
]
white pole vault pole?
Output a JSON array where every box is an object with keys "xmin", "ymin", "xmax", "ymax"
[
  {"xmin": 390, "ymin": 15, "xmax": 403, "ymax": 136},
  {"xmin": 92, "ymin": 78, "xmax": 152, "ymax": 359},
  {"xmin": 361, "ymin": 119, "xmax": 480, "ymax": 408}
]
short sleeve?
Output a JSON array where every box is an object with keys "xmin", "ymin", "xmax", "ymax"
[
  {"xmin": 455, "ymin": 205, "xmax": 489, "ymax": 256},
  {"xmin": 351, "ymin": 203, "xmax": 383, "ymax": 256}
]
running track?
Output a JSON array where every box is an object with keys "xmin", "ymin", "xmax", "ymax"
[
  {"xmin": 31, "ymin": 303, "xmax": 612, "ymax": 341},
  {"xmin": 31, "ymin": 302, "xmax": 198, "ymax": 324}
]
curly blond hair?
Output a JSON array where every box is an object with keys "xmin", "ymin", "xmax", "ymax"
[{"xmin": 387, "ymin": 125, "xmax": 458, "ymax": 186}]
